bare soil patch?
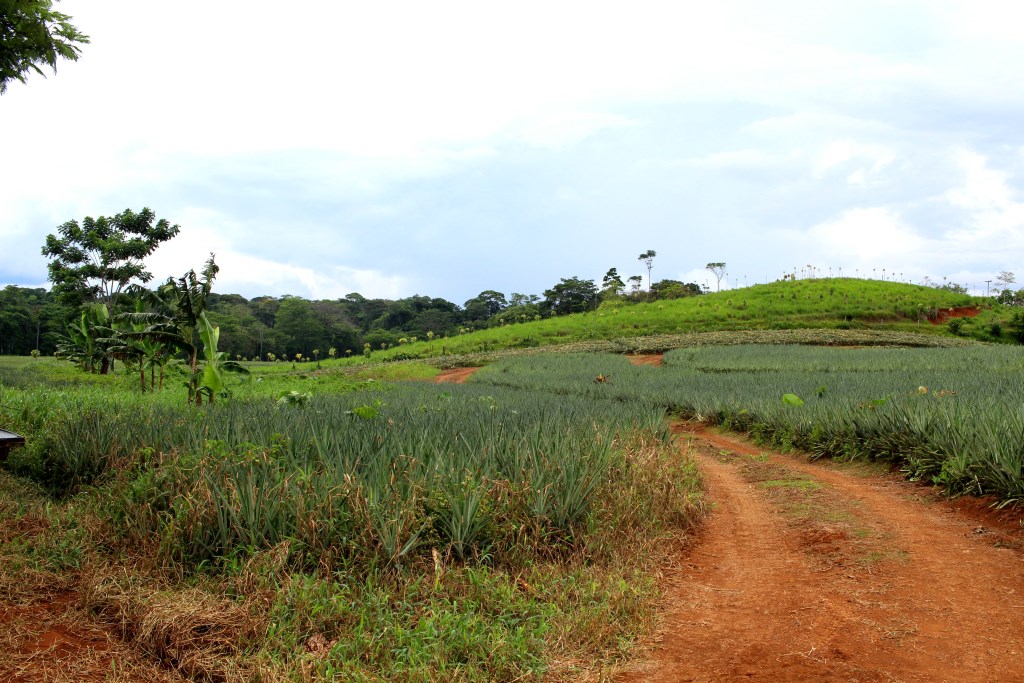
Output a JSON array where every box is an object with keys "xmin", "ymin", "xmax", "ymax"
[
  {"xmin": 627, "ymin": 354, "xmax": 665, "ymax": 366},
  {"xmin": 617, "ymin": 424, "xmax": 1024, "ymax": 682},
  {"xmin": 434, "ymin": 366, "xmax": 482, "ymax": 383},
  {"xmin": 0, "ymin": 590, "xmax": 184, "ymax": 683},
  {"xmin": 928, "ymin": 306, "xmax": 981, "ymax": 324}
]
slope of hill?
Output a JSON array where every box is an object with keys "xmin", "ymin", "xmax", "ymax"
[{"xmin": 364, "ymin": 278, "xmax": 983, "ymax": 362}]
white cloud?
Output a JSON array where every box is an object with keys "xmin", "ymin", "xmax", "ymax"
[
  {"xmin": 686, "ymin": 149, "xmax": 783, "ymax": 170},
  {"xmin": 941, "ymin": 150, "xmax": 1024, "ymax": 255},
  {"xmin": 6, "ymin": 1, "xmax": 1024, "ymax": 302},
  {"xmin": 143, "ymin": 209, "xmax": 408, "ymax": 300},
  {"xmin": 815, "ymin": 140, "xmax": 896, "ymax": 183},
  {"xmin": 945, "ymin": 149, "xmax": 1014, "ymax": 211},
  {"xmin": 518, "ymin": 111, "xmax": 637, "ymax": 150},
  {"xmin": 808, "ymin": 207, "xmax": 926, "ymax": 262}
]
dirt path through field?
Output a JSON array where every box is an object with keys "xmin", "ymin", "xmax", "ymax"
[
  {"xmin": 617, "ymin": 426, "xmax": 1024, "ymax": 682},
  {"xmin": 433, "ymin": 366, "xmax": 481, "ymax": 383}
]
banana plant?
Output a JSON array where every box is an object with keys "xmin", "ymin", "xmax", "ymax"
[
  {"xmin": 55, "ymin": 303, "xmax": 111, "ymax": 373},
  {"xmin": 119, "ymin": 255, "xmax": 220, "ymax": 404},
  {"xmin": 111, "ymin": 300, "xmax": 172, "ymax": 392},
  {"xmin": 196, "ymin": 311, "xmax": 248, "ymax": 403}
]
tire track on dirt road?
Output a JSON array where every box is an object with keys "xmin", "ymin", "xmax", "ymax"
[{"xmin": 617, "ymin": 426, "xmax": 1024, "ymax": 683}]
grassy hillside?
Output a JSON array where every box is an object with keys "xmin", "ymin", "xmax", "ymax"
[{"xmin": 363, "ymin": 278, "xmax": 982, "ymax": 362}]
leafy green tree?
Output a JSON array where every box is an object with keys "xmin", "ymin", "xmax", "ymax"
[
  {"xmin": 464, "ymin": 290, "xmax": 508, "ymax": 322},
  {"xmin": 494, "ymin": 293, "xmax": 541, "ymax": 325},
  {"xmin": 275, "ymin": 296, "xmax": 328, "ymax": 357},
  {"xmin": 411, "ymin": 308, "xmax": 456, "ymax": 337},
  {"xmin": 42, "ymin": 207, "xmax": 180, "ymax": 309},
  {"xmin": 997, "ymin": 288, "xmax": 1023, "ymax": 307},
  {"xmin": 0, "ymin": 0, "xmax": 89, "ymax": 94},
  {"xmin": 1008, "ymin": 310, "xmax": 1024, "ymax": 344},
  {"xmin": 541, "ymin": 276, "xmax": 598, "ymax": 316},
  {"xmin": 0, "ymin": 286, "xmax": 31, "ymax": 353},
  {"xmin": 651, "ymin": 279, "xmax": 702, "ymax": 299},
  {"xmin": 705, "ymin": 262, "xmax": 727, "ymax": 291},
  {"xmin": 601, "ymin": 268, "xmax": 625, "ymax": 300},
  {"xmin": 0, "ymin": 286, "xmax": 74, "ymax": 355}
]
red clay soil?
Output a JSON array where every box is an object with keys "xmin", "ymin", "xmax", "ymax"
[
  {"xmin": 616, "ymin": 424, "xmax": 1024, "ymax": 683},
  {"xmin": 928, "ymin": 306, "xmax": 981, "ymax": 324},
  {"xmin": 2, "ymin": 592, "xmax": 137, "ymax": 683},
  {"xmin": 627, "ymin": 354, "xmax": 665, "ymax": 366},
  {"xmin": 433, "ymin": 366, "xmax": 482, "ymax": 383}
]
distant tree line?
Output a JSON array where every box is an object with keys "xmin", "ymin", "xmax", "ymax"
[
  {"xmin": 0, "ymin": 286, "xmax": 68, "ymax": 355},
  {"xmin": 199, "ymin": 272, "xmax": 706, "ymax": 361},
  {"xmin": 0, "ymin": 275, "xmax": 706, "ymax": 359}
]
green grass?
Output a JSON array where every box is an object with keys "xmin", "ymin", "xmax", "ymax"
[
  {"xmin": 357, "ymin": 278, "xmax": 982, "ymax": 362},
  {"xmin": 758, "ymin": 479, "xmax": 822, "ymax": 490}
]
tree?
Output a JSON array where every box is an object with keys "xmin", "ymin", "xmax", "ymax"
[
  {"xmin": 463, "ymin": 290, "xmax": 507, "ymax": 322},
  {"xmin": 1009, "ymin": 310, "xmax": 1024, "ymax": 343},
  {"xmin": 601, "ymin": 268, "xmax": 625, "ymax": 300},
  {"xmin": 42, "ymin": 208, "xmax": 180, "ymax": 309},
  {"xmin": 541, "ymin": 276, "xmax": 597, "ymax": 316},
  {"xmin": 275, "ymin": 296, "xmax": 327, "ymax": 357},
  {"xmin": 995, "ymin": 271, "xmax": 1016, "ymax": 293},
  {"xmin": 706, "ymin": 262, "xmax": 727, "ymax": 292},
  {"xmin": 997, "ymin": 288, "xmax": 1023, "ymax": 307},
  {"xmin": 638, "ymin": 250, "xmax": 656, "ymax": 301},
  {"xmin": 0, "ymin": 0, "xmax": 89, "ymax": 94},
  {"xmin": 508, "ymin": 292, "xmax": 539, "ymax": 308},
  {"xmin": 651, "ymin": 279, "xmax": 702, "ymax": 300}
]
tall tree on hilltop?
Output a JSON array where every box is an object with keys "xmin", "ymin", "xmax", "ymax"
[
  {"xmin": 995, "ymin": 271, "xmax": 1016, "ymax": 293},
  {"xmin": 42, "ymin": 208, "xmax": 180, "ymax": 309},
  {"xmin": 0, "ymin": 0, "xmax": 89, "ymax": 93},
  {"xmin": 638, "ymin": 250, "xmax": 656, "ymax": 302},
  {"xmin": 706, "ymin": 262, "xmax": 727, "ymax": 291}
]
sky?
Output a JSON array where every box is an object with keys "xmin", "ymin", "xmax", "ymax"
[{"xmin": 2, "ymin": 0, "xmax": 1024, "ymax": 304}]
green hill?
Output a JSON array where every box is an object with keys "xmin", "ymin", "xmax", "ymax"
[{"xmin": 363, "ymin": 278, "xmax": 985, "ymax": 362}]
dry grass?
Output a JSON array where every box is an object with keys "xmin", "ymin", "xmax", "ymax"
[{"xmin": 83, "ymin": 573, "xmax": 267, "ymax": 683}]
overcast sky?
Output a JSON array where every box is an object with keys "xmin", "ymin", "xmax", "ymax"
[{"xmin": 3, "ymin": 0, "xmax": 1023, "ymax": 303}]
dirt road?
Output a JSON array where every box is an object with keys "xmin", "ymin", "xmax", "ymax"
[{"xmin": 617, "ymin": 425, "xmax": 1024, "ymax": 683}]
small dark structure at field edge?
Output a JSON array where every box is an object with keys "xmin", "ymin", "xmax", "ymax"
[{"xmin": 0, "ymin": 429, "xmax": 25, "ymax": 462}]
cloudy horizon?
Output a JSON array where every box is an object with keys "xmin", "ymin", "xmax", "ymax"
[{"xmin": 3, "ymin": 0, "xmax": 1023, "ymax": 305}]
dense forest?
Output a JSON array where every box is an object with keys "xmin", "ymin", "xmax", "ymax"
[{"xmin": 0, "ymin": 277, "xmax": 705, "ymax": 359}]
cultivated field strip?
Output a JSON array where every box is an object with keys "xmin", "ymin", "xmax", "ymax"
[{"xmin": 469, "ymin": 345, "xmax": 1024, "ymax": 502}]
